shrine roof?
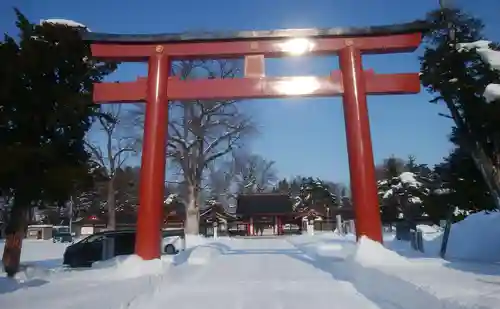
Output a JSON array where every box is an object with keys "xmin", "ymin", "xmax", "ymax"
[
  {"xmin": 82, "ymin": 20, "xmax": 429, "ymax": 44},
  {"xmin": 200, "ymin": 203, "xmax": 237, "ymax": 219}
]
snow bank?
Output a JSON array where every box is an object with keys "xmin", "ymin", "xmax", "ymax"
[
  {"xmin": 437, "ymin": 211, "xmax": 500, "ymax": 262},
  {"xmin": 349, "ymin": 234, "xmax": 500, "ymax": 309},
  {"xmin": 0, "ymin": 241, "xmax": 69, "ymax": 285},
  {"xmin": 92, "ymin": 255, "xmax": 170, "ymax": 279},
  {"xmin": 351, "ymin": 236, "xmax": 412, "ymax": 267},
  {"xmin": 186, "ymin": 237, "xmax": 232, "ymax": 265},
  {"xmin": 388, "ymin": 211, "xmax": 500, "ymax": 261},
  {"xmin": 13, "ymin": 265, "xmax": 53, "ymax": 282},
  {"xmin": 187, "ymin": 245, "xmax": 222, "ymax": 265},
  {"xmin": 290, "ymin": 234, "xmax": 475, "ymax": 309},
  {"xmin": 287, "ymin": 232, "xmax": 357, "ymax": 260}
]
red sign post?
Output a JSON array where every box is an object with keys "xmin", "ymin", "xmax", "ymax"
[{"xmin": 84, "ymin": 21, "xmax": 427, "ymax": 260}]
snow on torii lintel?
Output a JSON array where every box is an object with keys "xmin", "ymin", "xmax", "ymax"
[{"xmin": 40, "ymin": 19, "xmax": 90, "ymax": 31}]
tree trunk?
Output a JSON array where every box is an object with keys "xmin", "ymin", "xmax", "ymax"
[
  {"xmin": 107, "ymin": 178, "xmax": 116, "ymax": 230},
  {"xmin": 2, "ymin": 203, "xmax": 29, "ymax": 277},
  {"xmin": 469, "ymin": 144, "xmax": 500, "ymax": 209},
  {"xmin": 448, "ymin": 100, "xmax": 500, "ymax": 209},
  {"xmin": 184, "ymin": 184, "xmax": 199, "ymax": 235}
]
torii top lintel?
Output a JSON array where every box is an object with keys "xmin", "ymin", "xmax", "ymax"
[
  {"xmin": 86, "ymin": 20, "xmax": 429, "ymax": 102},
  {"xmin": 83, "ymin": 20, "xmax": 429, "ymax": 61}
]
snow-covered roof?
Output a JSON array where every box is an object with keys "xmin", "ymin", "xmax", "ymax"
[{"xmin": 40, "ymin": 19, "xmax": 90, "ymax": 31}]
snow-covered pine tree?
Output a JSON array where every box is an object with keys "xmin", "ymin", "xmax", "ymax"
[
  {"xmin": 421, "ymin": 8, "xmax": 500, "ymax": 209},
  {"xmin": 378, "ymin": 171, "xmax": 431, "ymax": 228},
  {"xmin": 295, "ymin": 177, "xmax": 337, "ymax": 219},
  {"xmin": 376, "ymin": 156, "xmax": 405, "ymax": 223}
]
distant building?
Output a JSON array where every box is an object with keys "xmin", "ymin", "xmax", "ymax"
[
  {"xmin": 236, "ymin": 193, "xmax": 355, "ymax": 235},
  {"xmin": 236, "ymin": 193, "xmax": 298, "ymax": 235}
]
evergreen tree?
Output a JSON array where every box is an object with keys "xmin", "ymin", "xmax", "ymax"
[
  {"xmin": 420, "ymin": 8, "xmax": 500, "ymax": 208},
  {"xmin": 0, "ymin": 10, "xmax": 116, "ymax": 276},
  {"xmin": 429, "ymin": 146, "xmax": 495, "ymax": 222},
  {"xmin": 377, "ymin": 156, "xmax": 432, "ymax": 225},
  {"xmin": 295, "ymin": 177, "xmax": 337, "ymax": 218},
  {"xmin": 273, "ymin": 178, "xmax": 290, "ymax": 194},
  {"xmin": 376, "ymin": 156, "xmax": 406, "ymax": 223}
]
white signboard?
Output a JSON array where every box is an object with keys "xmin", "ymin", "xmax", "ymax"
[{"xmin": 81, "ymin": 226, "xmax": 94, "ymax": 235}]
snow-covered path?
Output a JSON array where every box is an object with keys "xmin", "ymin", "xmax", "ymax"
[
  {"xmin": 2, "ymin": 236, "xmax": 493, "ymax": 309},
  {"xmin": 126, "ymin": 237, "xmax": 381, "ymax": 309}
]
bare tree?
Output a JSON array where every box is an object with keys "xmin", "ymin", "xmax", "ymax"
[
  {"xmin": 374, "ymin": 156, "xmax": 407, "ymax": 181},
  {"xmin": 232, "ymin": 152, "xmax": 278, "ymax": 194},
  {"xmin": 132, "ymin": 60, "xmax": 255, "ymax": 234},
  {"xmin": 207, "ymin": 162, "xmax": 235, "ymax": 209},
  {"xmin": 85, "ymin": 105, "xmax": 137, "ymax": 230},
  {"xmin": 206, "ymin": 152, "xmax": 277, "ymax": 210}
]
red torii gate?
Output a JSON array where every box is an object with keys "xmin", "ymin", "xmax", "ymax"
[{"xmin": 83, "ymin": 21, "xmax": 427, "ymax": 260}]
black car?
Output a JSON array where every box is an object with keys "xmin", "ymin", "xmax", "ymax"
[{"xmin": 63, "ymin": 229, "xmax": 184, "ymax": 268}]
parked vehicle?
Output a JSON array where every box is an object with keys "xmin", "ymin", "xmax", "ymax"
[
  {"xmin": 63, "ymin": 229, "xmax": 184, "ymax": 268},
  {"xmin": 162, "ymin": 228, "xmax": 185, "ymax": 254},
  {"xmin": 53, "ymin": 232, "xmax": 73, "ymax": 243},
  {"xmin": 52, "ymin": 226, "xmax": 73, "ymax": 243}
]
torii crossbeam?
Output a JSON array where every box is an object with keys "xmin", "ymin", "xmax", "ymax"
[{"xmin": 83, "ymin": 20, "xmax": 428, "ymax": 260}]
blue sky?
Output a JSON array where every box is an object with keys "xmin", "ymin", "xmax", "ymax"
[{"xmin": 2, "ymin": 0, "xmax": 499, "ymax": 185}]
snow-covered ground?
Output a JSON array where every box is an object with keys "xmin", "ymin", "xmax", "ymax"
[
  {"xmin": 292, "ymin": 232, "xmax": 500, "ymax": 309},
  {"xmin": 1, "ymin": 223, "xmax": 500, "ymax": 309}
]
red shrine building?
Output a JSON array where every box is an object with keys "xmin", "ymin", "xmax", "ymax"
[
  {"xmin": 236, "ymin": 193, "xmax": 299, "ymax": 236},
  {"xmin": 235, "ymin": 193, "xmax": 356, "ymax": 235}
]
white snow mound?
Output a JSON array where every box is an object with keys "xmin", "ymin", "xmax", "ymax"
[
  {"xmin": 440, "ymin": 211, "xmax": 500, "ymax": 262},
  {"xmin": 187, "ymin": 244, "xmax": 223, "ymax": 265},
  {"xmin": 92, "ymin": 255, "xmax": 169, "ymax": 279},
  {"xmin": 352, "ymin": 236, "xmax": 411, "ymax": 267},
  {"xmin": 14, "ymin": 265, "xmax": 53, "ymax": 282}
]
